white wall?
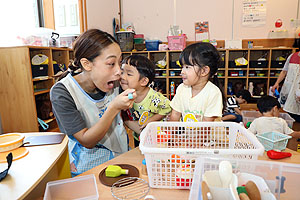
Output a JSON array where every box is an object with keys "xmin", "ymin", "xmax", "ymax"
[
  {"xmin": 86, "ymin": 0, "xmax": 119, "ymax": 35},
  {"xmin": 87, "ymin": 0, "xmax": 300, "ymax": 41}
]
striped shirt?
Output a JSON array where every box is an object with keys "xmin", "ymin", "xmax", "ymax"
[{"xmin": 224, "ymin": 96, "xmax": 239, "ymax": 113}]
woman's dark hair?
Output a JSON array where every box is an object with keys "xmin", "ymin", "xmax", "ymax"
[
  {"xmin": 179, "ymin": 42, "xmax": 225, "ymax": 110},
  {"xmin": 122, "ymin": 55, "xmax": 155, "ymax": 86},
  {"xmin": 257, "ymin": 95, "xmax": 281, "ymax": 114},
  {"xmin": 58, "ymin": 29, "xmax": 118, "ymax": 81}
]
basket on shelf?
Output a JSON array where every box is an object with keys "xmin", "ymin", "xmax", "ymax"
[
  {"xmin": 139, "ymin": 122, "xmax": 264, "ymax": 189},
  {"xmin": 256, "ymin": 132, "xmax": 292, "ymax": 151}
]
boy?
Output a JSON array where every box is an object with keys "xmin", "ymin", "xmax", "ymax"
[
  {"xmin": 120, "ymin": 55, "xmax": 172, "ymax": 147},
  {"xmin": 222, "ymin": 90, "xmax": 251, "ymax": 122},
  {"xmin": 248, "ymin": 95, "xmax": 300, "ymax": 137}
]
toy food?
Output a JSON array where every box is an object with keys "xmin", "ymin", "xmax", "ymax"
[
  {"xmin": 239, "ymin": 193, "xmax": 250, "ymax": 200},
  {"xmin": 175, "ymin": 167, "xmax": 193, "ymax": 187},
  {"xmin": 245, "ymin": 180, "xmax": 261, "ymax": 200},
  {"xmin": 267, "ymin": 150, "xmax": 292, "ymax": 159},
  {"xmin": 105, "ymin": 165, "xmax": 129, "ymax": 177}
]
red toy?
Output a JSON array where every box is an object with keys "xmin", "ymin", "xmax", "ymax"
[{"xmin": 267, "ymin": 150, "xmax": 292, "ymax": 159}]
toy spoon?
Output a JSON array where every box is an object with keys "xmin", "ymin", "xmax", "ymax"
[{"xmin": 219, "ymin": 161, "xmax": 233, "ymax": 188}]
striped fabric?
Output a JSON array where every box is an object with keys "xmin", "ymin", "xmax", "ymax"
[{"xmin": 224, "ymin": 96, "xmax": 239, "ymax": 113}]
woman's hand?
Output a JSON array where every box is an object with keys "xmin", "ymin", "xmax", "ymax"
[{"xmin": 111, "ymin": 89, "xmax": 136, "ymax": 111}]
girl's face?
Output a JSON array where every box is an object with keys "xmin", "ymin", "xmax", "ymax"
[
  {"xmin": 90, "ymin": 43, "xmax": 122, "ymax": 92},
  {"xmin": 120, "ymin": 63, "xmax": 142, "ymax": 90},
  {"xmin": 180, "ymin": 65, "xmax": 200, "ymax": 86}
]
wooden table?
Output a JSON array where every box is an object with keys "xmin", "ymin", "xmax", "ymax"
[
  {"xmin": 0, "ymin": 132, "xmax": 70, "ymax": 200},
  {"xmin": 81, "ymin": 147, "xmax": 300, "ymax": 200}
]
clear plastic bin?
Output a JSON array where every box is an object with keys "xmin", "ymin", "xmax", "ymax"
[
  {"xmin": 189, "ymin": 157, "xmax": 300, "ymax": 200},
  {"xmin": 241, "ymin": 110, "xmax": 295, "ymax": 128},
  {"xmin": 43, "ymin": 174, "xmax": 99, "ymax": 200},
  {"xmin": 139, "ymin": 122, "xmax": 264, "ymax": 189}
]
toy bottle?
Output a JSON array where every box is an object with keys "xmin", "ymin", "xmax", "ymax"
[
  {"xmin": 249, "ymin": 82, "xmax": 254, "ymax": 96},
  {"xmin": 170, "ymin": 81, "xmax": 175, "ymax": 96},
  {"xmin": 105, "ymin": 165, "xmax": 129, "ymax": 177}
]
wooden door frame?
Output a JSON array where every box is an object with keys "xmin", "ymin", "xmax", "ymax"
[{"xmin": 43, "ymin": 0, "xmax": 87, "ymax": 33}]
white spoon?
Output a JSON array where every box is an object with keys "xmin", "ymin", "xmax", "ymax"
[{"xmin": 219, "ymin": 161, "xmax": 233, "ymax": 188}]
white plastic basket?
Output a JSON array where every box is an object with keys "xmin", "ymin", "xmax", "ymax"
[{"xmin": 139, "ymin": 122, "xmax": 264, "ymax": 189}]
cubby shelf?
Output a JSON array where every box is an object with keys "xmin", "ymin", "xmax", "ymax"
[
  {"xmin": 122, "ymin": 47, "xmax": 296, "ymax": 99},
  {"xmin": 0, "ymin": 46, "xmax": 72, "ymax": 133}
]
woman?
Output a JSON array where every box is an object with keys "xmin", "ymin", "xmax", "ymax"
[{"xmin": 50, "ymin": 29, "xmax": 136, "ymax": 176}]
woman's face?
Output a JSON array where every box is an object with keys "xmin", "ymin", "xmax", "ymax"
[{"xmin": 90, "ymin": 43, "xmax": 122, "ymax": 92}]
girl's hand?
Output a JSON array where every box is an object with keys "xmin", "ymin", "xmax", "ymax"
[{"xmin": 111, "ymin": 89, "xmax": 136, "ymax": 111}]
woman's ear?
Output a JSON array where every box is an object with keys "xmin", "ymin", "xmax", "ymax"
[
  {"xmin": 80, "ymin": 58, "xmax": 92, "ymax": 71},
  {"xmin": 140, "ymin": 77, "xmax": 149, "ymax": 87}
]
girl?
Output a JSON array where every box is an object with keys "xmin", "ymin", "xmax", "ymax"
[
  {"xmin": 50, "ymin": 29, "xmax": 136, "ymax": 176},
  {"xmin": 169, "ymin": 42, "xmax": 224, "ymax": 122}
]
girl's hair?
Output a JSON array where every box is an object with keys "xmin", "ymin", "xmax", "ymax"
[
  {"xmin": 179, "ymin": 42, "xmax": 226, "ymax": 110},
  {"xmin": 122, "ymin": 55, "xmax": 155, "ymax": 86},
  {"xmin": 58, "ymin": 29, "xmax": 118, "ymax": 81}
]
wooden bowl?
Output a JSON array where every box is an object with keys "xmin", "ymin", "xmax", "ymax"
[{"xmin": 0, "ymin": 133, "xmax": 24, "ymax": 152}]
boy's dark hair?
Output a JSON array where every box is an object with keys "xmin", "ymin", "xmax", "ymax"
[
  {"xmin": 122, "ymin": 55, "xmax": 155, "ymax": 86},
  {"xmin": 257, "ymin": 95, "xmax": 281, "ymax": 113},
  {"xmin": 237, "ymin": 90, "xmax": 251, "ymax": 103}
]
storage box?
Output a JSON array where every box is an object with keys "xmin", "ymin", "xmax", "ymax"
[
  {"xmin": 53, "ymin": 64, "xmax": 67, "ymax": 75},
  {"xmin": 116, "ymin": 31, "xmax": 134, "ymax": 52},
  {"xmin": 60, "ymin": 35, "xmax": 78, "ymax": 48},
  {"xmin": 31, "ymin": 64, "xmax": 48, "ymax": 78},
  {"xmin": 249, "ymin": 60, "xmax": 268, "ymax": 68},
  {"xmin": 189, "ymin": 157, "xmax": 300, "ymax": 200},
  {"xmin": 134, "ymin": 43, "xmax": 146, "ymax": 51},
  {"xmin": 167, "ymin": 35, "xmax": 186, "ymax": 50},
  {"xmin": 256, "ymin": 132, "xmax": 292, "ymax": 151},
  {"xmin": 271, "ymin": 60, "xmax": 285, "ymax": 68},
  {"xmin": 145, "ymin": 40, "xmax": 160, "ymax": 51},
  {"xmin": 134, "ymin": 38, "xmax": 144, "ymax": 44},
  {"xmin": 228, "ymin": 61, "xmax": 247, "ymax": 68},
  {"xmin": 241, "ymin": 110, "xmax": 295, "ymax": 128},
  {"xmin": 139, "ymin": 122, "xmax": 264, "ymax": 189},
  {"xmin": 43, "ymin": 174, "xmax": 99, "ymax": 200}
]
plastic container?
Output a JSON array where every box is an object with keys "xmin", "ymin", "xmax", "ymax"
[
  {"xmin": 167, "ymin": 35, "xmax": 186, "ymax": 50},
  {"xmin": 139, "ymin": 122, "xmax": 264, "ymax": 189},
  {"xmin": 249, "ymin": 60, "xmax": 268, "ymax": 68},
  {"xmin": 134, "ymin": 38, "xmax": 144, "ymax": 44},
  {"xmin": 256, "ymin": 132, "xmax": 292, "ymax": 151},
  {"xmin": 189, "ymin": 157, "xmax": 300, "ymax": 200},
  {"xmin": 145, "ymin": 40, "xmax": 160, "ymax": 51},
  {"xmin": 116, "ymin": 31, "xmax": 134, "ymax": 52},
  {"xmin": 43, "ymin": 174, "xmax": 99, "ymax": 200},
  {"xmin": 31, "ymin": 64, "xmax": 48, "ymax": 78},
  {"xmin": 241, "ymin": 110, "xmax": 295, "ymax": 128},
  {"xmin": 60, "ymin": 35, "xmax": 78, "ymax": 48}
]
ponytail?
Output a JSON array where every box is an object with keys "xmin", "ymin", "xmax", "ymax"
[{"xmin": 57, "ymin": 60, "xmax": 82, "ymax": 81}]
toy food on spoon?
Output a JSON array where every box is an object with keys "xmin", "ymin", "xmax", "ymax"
[{"xmin": 105, "ymin": 165, "xmax": 129, "ymax": 177}]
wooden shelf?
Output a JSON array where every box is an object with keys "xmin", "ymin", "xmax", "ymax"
[
  {"xmin": 0, "ymin": 46, "xmax": 72, "ymax": 133},
  {"xmin": 122, "ymin": 47, "xmax": 297, "ymax": 99}
]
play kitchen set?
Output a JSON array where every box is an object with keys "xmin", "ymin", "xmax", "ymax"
[
  {"xmin": 0, "ymin": 133, "xmax": 65, "ymax": 181},
  {"xmin": 2, "ymin": 120, "xmax": 300, "ymax": 200}
]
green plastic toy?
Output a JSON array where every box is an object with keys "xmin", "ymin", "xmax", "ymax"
[
  {"xmin": 246, "ymin": 122, "xmax": 252, "ymax": 128},
  {"xmin": 105, "ymin": 165, "xmax": 129, "ymax": 177}
]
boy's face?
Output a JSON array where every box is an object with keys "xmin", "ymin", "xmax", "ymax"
[
  {"xmin": 120, "ymin": 63, "xmax": 144, "ymax": 90},
  {"xmin": 236, "ymin": 96, "xmax": 246, "ymax": 104}
]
